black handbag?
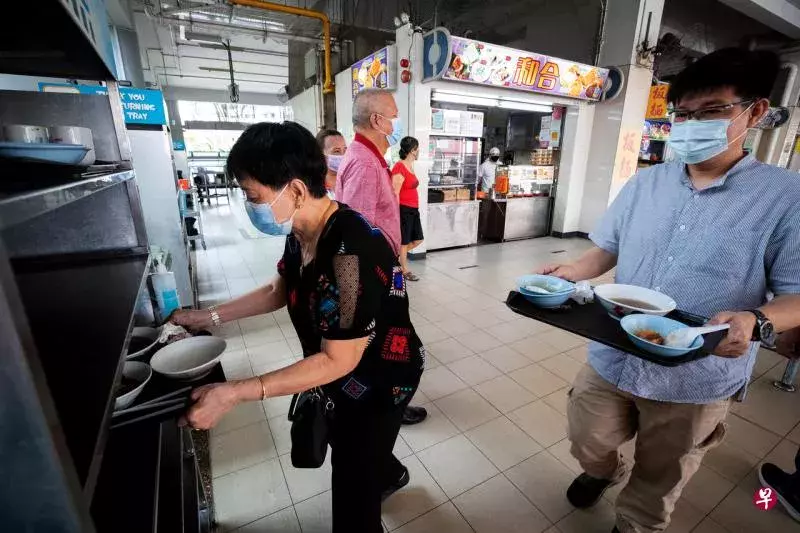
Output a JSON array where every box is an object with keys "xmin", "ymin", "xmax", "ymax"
[{"xmin": 287, "ymin": 387, "xmax": 335, "ymax": 468}]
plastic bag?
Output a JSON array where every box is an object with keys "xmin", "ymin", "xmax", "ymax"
[{"xmin": 571, "ymin": 281, "xmax": 594, "ymax": 305}]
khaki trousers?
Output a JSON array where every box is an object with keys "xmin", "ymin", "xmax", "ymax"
[{"xmin": 567, "ymin": 364, "xmax": 730, "ymax": 533}]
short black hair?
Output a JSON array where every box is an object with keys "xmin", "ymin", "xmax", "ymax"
[
  {"xmin": 227, "ymin": 121, "xmax": 327, "ymax": 199},
  {"xmin": 668, "ymin": 48, "xmax": 779, "ymax": 105},
  {"xmin": 399, "ymin": 136, "xmax": 419, "ymax": 160},
  {"xmin": 315, "ymin": 128, "xmax": 343, "ymax": 150}
]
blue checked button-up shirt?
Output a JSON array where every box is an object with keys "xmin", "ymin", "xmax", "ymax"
[{"xmin": 588, "ymin": 155, "xmax": 800, "ymax": 403}]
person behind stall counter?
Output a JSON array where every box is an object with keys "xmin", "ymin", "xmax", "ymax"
[
  {"xmin": 536, "ymin": 48, "xmax": 800, "ymax": 533},
  {"xmin": 478, "ymin": 146, "xmax": 501, "ymax": 193},
  {"xmin": 316, "ymin": 129, "xmax": 347, "ymax": 198}
]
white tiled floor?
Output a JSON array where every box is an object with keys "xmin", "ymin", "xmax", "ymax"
[{"xmin": 196, "ymin": 198, "xmax": 800, "ymax": 532}]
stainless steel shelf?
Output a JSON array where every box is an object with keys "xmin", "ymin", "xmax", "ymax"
[{"xmin": 0, "ymin": 170, "xmax": 135, "ymax": 230}]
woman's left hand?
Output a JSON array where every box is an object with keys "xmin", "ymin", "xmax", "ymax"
[{"xmin": 182, "ymin": 383, "xmax": 240, "ymax": 429}]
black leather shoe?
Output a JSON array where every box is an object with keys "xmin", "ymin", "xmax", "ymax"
[
  {"xmin": 566, "ymin": 472, "xmax": 615, "ymax": 508},
  {"xmin": 381, "ymin": 466, "xmax": 410, "ymax": 501},
  {"xmin": 401, "ymin": 405, "xmax": 428, "ymax": 425},
  {"xmin": 759, "ymin": 462, "xmax": 800, "ymax": 522}
]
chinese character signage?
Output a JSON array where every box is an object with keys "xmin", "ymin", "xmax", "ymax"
[
  {"xmin": 351, "ymin": 46, "xmax": 397, "ymax": 98},
  {"xmin": 441, "ymin": 37, "xmax": 609, "ymax": 101},
  {"xmin": 646, "ymin": 84, "xmax": 669, "ymax": 119}
]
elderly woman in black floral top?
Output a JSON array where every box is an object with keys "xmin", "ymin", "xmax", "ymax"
[{"xmin": 173, "ymin": 121, "xmax": 424, "ymax": 533}]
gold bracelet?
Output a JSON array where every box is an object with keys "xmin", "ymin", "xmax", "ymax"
[{"xmin": 257, "ymin": 375, "xmax": 267, "ymax": 401}]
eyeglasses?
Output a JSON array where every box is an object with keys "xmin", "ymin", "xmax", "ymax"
[{"xmin": 670, "ymin": 100, "xmax": 754, "ymax": 122}]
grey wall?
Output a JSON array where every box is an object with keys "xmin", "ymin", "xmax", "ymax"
[{"xmin": 117, "ymin": 27, "xmax": 146, "ymax": 88}]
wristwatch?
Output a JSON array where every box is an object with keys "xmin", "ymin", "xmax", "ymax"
[
  {"xmin": 208, "ymin": 305, "xmax": 223, "ymax": 327},
  {"xmin": 747, "ymin": 309, "xmax": 776, "ymax": 346}
]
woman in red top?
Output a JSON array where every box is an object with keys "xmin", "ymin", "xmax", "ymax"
[{"xmin": 391, "ymin": 136, "xmax": 424, "ymax": 281}]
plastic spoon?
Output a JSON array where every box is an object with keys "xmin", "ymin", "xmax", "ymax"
[{"xmin": 664, "ymin": 324, "xmax": 730, "ymax": 348}]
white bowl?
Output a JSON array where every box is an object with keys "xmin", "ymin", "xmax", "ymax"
[
  {"xmin": 594, "ymin": 284, "xmax": 677, "ymax": 320},
  {"xmin": 115, "ymin": 362, "xmax": 152, "ymax": 410},
  {"xmin": 126, "ymin": 326, "xmax": 162, "ymax": 359},
  {"xmin": 150, "ymin": 336, "xmax": 226, "ymax": 380}
]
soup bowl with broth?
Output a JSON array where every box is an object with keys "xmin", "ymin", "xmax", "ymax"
[{"xmin": 594, "ymin": 284, "xmax": 677, "ymax": 320}]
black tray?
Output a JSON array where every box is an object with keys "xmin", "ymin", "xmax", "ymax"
[{"xmin": 505, "ymin": 291, "xmax": 727, "ymax": 367}]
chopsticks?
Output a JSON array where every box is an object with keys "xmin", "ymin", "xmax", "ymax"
[
  {"xmin": 136, "ymin": 386, "xmax": 192, "ymax": 408},
  {"xmin": 111, "ymin": 402, "xmax": 188, "ymax": 430},
  {"xmin": 112, "ymin": 397, "xmax": 186, "ymax": 418}
]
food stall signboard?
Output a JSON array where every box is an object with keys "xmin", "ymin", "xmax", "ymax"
[
  {"xmin": 646, "ymin": 84, "xmax": 670, "ymax": 119},
  {"xmin": 351, "ymin": 46, "xmax": 397, "ymax": 98},
  {"xmin": 442, "ymin": 37, "xmax": 609, "ymax": 101}
]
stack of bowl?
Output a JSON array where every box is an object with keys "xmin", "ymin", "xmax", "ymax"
[{"xmin": 516, "ymin": 274, "xmax": 576, "ymax": 308}]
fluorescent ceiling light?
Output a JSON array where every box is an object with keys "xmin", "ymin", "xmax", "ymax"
[
  {"xmin": 498, "ymin": 100, "xmax": 552, "ymax": 112},
  {"xmin": 431, "ymin": 91, "xmax": 499, "ymax": 107}
]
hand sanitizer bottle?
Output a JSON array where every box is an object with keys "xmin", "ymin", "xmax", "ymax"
[{"xmin": 151, "ymin": 259, "xmax": 180, "ymax": 321}]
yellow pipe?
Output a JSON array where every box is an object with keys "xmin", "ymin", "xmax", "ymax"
[{"xmin": 228, "ymin": 0, "xmax": 334, "ymax": 94}]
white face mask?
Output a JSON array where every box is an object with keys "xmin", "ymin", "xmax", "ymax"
[{"xmin": 668, "ymin": 103, "xmax": 754, "ymax": 164}]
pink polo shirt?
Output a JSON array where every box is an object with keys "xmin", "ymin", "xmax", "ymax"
[{"xmin": 334, "ymin": 133, "xmax": 401, "ymax": 254}]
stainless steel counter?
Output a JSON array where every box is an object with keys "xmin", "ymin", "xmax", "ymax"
[
  {"xmin": 427, "ymin": 200, "xmax": 480, "ymax": 250},
  {"xmin": 480, "ymin": 197, "xmax": 551, "ymax": 241}
]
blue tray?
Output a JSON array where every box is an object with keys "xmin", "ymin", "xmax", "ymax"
[{"xmin": 0, "ymin": 142, "xmax": 89, "ymax": 165}]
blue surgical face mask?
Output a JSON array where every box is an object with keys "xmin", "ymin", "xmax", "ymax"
[
  {"xmin": 326, "ymin": 154, "xmax": 344, "ymax": 173},
  {"xmin": 245, "ymin": 185, "xmax": 295, "ymax": 236},
  {"xmin": 378, "ymin": 114, "xmax": 403, "ymax": 146},
  {"xmin": 668, "ymin": 104, "xmax": 753, "ymax": 164}
]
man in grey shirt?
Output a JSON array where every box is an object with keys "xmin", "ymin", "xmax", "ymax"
[{"xmin": 538, "ymin": 48, "xmax": 800, "ymax": 532}]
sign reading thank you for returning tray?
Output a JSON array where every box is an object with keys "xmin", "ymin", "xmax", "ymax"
[{"xmin": 442, "ymin": 36, "xmax": 609, "ymax": 102}]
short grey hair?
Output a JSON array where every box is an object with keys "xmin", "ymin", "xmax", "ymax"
[{"xmin": 353, "ymin": 88, "xmax": 392, "ymax": 127}]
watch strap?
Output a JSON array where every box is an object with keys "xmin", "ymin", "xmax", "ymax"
[
  {"xmin": 746, "ymin": 309, "xmax": 768, "ymax": 341},
  {"xmin": 209, "ymin": 305, "xmax": 223, "ymax": 327}
]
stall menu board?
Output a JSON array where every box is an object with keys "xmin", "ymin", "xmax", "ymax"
[
  {"xmin": 351, "ymin": 47, "xmax": 395, "ymax": 98},
  {"xmin": 431, "ymin": 108, "xmax": 484, "ymax": 137},
  {"xmin": 539, "ymin": 116, "xmax": 552, "ymax": 148},
  {"xmin": 646, "ymin": 84, "xmax": 670, "ymax": 119},
  {"xmin": 443, "ymin": 37, "xmax": 609, "ymax": 101}
]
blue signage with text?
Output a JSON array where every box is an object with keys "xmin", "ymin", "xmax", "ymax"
[{"xmin": 119, "ymin": 88, "xmax": 167, "ymax": 125}]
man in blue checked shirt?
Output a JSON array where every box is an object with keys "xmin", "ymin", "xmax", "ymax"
[{"xmin": 538, "ymin": 48, "xmax": 800, "ymax": 533}]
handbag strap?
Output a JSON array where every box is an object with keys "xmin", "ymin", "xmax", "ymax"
[{"xmin": 287, "ymin": 386, "xmax": 335, "ymax": 422}]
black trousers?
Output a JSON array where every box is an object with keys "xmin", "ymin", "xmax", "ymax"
[{"xmin": 328, "ymin": 395, "xmax": 408, "ymax": 533}]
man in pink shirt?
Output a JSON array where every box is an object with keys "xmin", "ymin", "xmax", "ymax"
[
  {"xmin": 336, "ymin": 88, "xmax": 428, "ymax": 428},
  {"xmin": 335, "ymin": 88, "xmax": 402, "ymax": 254}
]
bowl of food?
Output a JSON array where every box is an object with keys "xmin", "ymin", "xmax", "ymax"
[
  {"xmin": 594, "ymin": 284, "xmax": 676, "ymax": 320},
  {"xmin": 516, "ymin": 274, "xmax": 575, "ymax": 308},
  {"xmin": 126, "ymin": 326, "xmax": 162, "ymax": 359},
  {"xmin": 150, "ymin": 336, "xmax": 226, "ymax": 380},
  {"xmin": 620, "ymin": 315, "xmax": 703, "ymax": 357},
  {"xmin": 114, "ymin": 361, "xmax": 152, "ymax": 410}
]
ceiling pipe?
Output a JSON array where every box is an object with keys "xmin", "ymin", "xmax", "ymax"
[{"xmin": 227, "ymin": 0, "xmax": 334, "ymax": 94}]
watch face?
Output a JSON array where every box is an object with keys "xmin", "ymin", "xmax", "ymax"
[{"xmin": 761, "ymin": 322, "xmax": 776, "ymax": 345}]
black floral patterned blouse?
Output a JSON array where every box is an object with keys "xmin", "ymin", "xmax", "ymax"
[{"xmin": 278, "ymin": 205, "xmax": 424, "ymax": 408}]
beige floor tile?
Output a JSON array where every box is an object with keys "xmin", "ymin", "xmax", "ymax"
[
  {"xmin": 435, "ymin": 388, "xmax": 501, "ymax": 431},
  {"xmin": 417, "ymin": 434, "xmax": 499, "ymax": 498},
  {"xmin": 710, "ymin": 484, "xmax": 800, "ymax": 533},
  {"xmin": 435, "ymin": 317, "xmax": 475, "ymax": 337},
  {"xmin": 663, "ymin": 498, "xmax": 704, "ymax": 533},
  {"xmin": 474, "ymin": 375, "xmax": 538, "ymax": 413},
  {"xmin": 509, "ymin": 400, "xmax": 568, "ymax": 447},
  {"xmin": 235, "ymin": 507, "xmax": 300, "ymax": 532},
  {"xmin": 221, "ymin": 347, "xmax": 249, "ymax": 367},
  {"xmin": 506, "ymin": 451, "xmax": 576, "ymax": 522},
  {"xmin": 238, "ymin": 315, "xmax": 278, "ymax": 334},
  {"xmin": 418, "ymin": 365, "xmax": 468, "ymax": 401},
  {"xmin": 394, "ymin": 434, "xmax": 413, "ymax": 459},
  {"xmin": 702, "ymin": 440, "xmax": 761, "ymax": 484},
  {"xmin": 424, "ymin": 354, "xmax": 442, "ymax": 370},
  {"xmin": 268, "ymin": 415, "xmax": 292, "ymax": 456},
  {"xmin": 537, "ymin": 329, "xmax": 586, "ymax": 352},
  {"xmin": 509, "ymin": 364, "xmax": 569, "ymax": 398},
  {"xmin": 212, "ymin": 401, "xmax": 267, "ymax": 436},
  {"xmin": 279, "ymin": 453, "xmax": 332, "ymax": 504},
  {"xmin": 478, "ymin": 345, "xmax": 533, "ymax": 372},
  {"xmin": 247, "ymin": 339, "xmax": 295, "ymax": 368},
  {"xmin": 724, "ymin": 414, "xmax": 782, "ymax": 458},
  {"xmin": 751, "ymin": 348, "xmax": 785, "ymax": 379},
  {"xmin": 294, "ymin": 490, "xmax": 332, "ymax": 533},
  {"xmin": 427, "ymin": 337, "xmax": 475, "ymax": 364},
  {"xmin": 691, "ymin": 518, "xmax": 731, "ymax": 533},
  {"xmin": 539, "ymin": 353, "xmax": 583, "ymax": 384},
  {"xmin": 731, "ymin": 371, "xmax": 800, "ymax": 436},
  {"xmin": 555, "ymin": 498, "xmax": 617, "ymax": 533},
  {"xmin": 382, "ymin": 455, "xmax": 449, "ymax": 530},
  {"xmin": 400, "ymin": 402, "xmax": 460, "ymax": 452},
  {"xmin": 417, "ymin": 306, "xmax": 461, "ymax": 323},
  {"xmin": 416, "ymin": 323, "xmax": 451, "ymax": 344},
  {"xmin": 463, "ymin": 309, "xmax": 507, "ymax": 329},
  {"xmin": 211, "ymin": 421, "xmax": 277, "ymax": 478},
  {"xmin": 485, "ymin": 321, "xmax": 534, "ymax": 344},
  {"xmin": 542, "ymin": 388, "xmax": 570, "ymax": 416},
  {"xmin": 213, "ymin": 459, "xmax": 292, "ymax": 532},
  {"xmin": 736, "ymin": 438, "xmax": 798, "ymax": 492},
  {"xmin": 410, "ymin": 388, "xmax": 430, "ymax": 405},
  {"xmin": 393, "ymin": 502, "xmax": 473, "ymax": 533},
  {"xmin": 564, "ymin": 345, "xmax": 588, "ymax": 364},
  {"xmin": 455, "ymin": 329, "xmax": 503, "ymax": 353},
  {"xmin": 548, "ymin": 438, "xmax": 582, "ymax": 475},
  {"xmin": 788, "ymin": 422, "xmax": 800, "ymax": 445},
  {"xmin": 262, "ymin": 393, "xmax": 293, "ymax": 419},
  {"xmin": 446, "ymin": 355, "xmax": 503, "ymax": 386},
  {"xmin": 466, "ymin": 416, "xmax": 543, "ymax": 471},
  {"xmin": 543, "ymin": 527, "xmax": 563, "ymax": 533},
  {"xmin": 680, "ymin": 464, "xmax": 735, "ymax": 514},
  {"xmin": 454, "ymin": 474, "xmax": 551, "ymax": 533},
  {"xmin": 508, "ymin": 336, "xmax": 564, "ymax": 362},
  {"xmin": 222, "ymin": 356, "xmax": 255, "ymax": 380},
  {"xmin": 242, "ymin": 326, "xmax": 286, "ymax": 349}
]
